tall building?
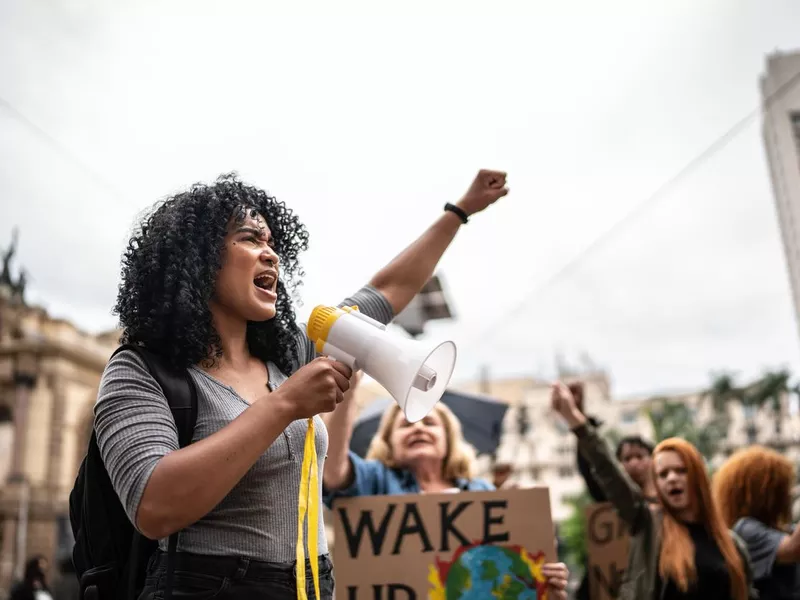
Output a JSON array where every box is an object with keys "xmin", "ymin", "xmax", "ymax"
[{"xmin": 762, "ymin": 50, "xmax": 800, "ymax": 338}]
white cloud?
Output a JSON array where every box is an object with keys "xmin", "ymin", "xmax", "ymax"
[{"xmin": 1, "ymin": 0, "xmax": 799, "ymax": 397}]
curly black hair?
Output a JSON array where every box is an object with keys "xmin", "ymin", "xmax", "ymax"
[{"xmin": 114, "ymin": 172, "xmax": 309, "ymax": 374}]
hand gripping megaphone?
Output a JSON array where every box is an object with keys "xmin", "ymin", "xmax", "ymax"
[{"xmin": 306, "ymin": 305, "xmax": 457, "ymax": 423}]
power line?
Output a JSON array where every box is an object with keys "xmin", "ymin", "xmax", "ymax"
[
  {"xmin": 0, "ymin": 96, "xmax": 136, "ymax": 207},
  {"xmin": 467, "ymin": 68, "xmax": 800, "ymax": 352}
]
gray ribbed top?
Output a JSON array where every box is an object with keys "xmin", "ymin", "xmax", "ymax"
[{"xmin": 94, "ymin": 285, "xmax": 393, "ymax": 562}]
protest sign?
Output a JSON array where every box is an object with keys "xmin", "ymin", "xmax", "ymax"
[
  {"xmin": 331, "ymin": 488, "xmax": 557, "ymax": 599},
  {"xmin": 585, "ymin": 503, "xmax": 630, "ymax": 600}
]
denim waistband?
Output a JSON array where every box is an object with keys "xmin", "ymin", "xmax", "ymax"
[{"xmin": 150, "ymin": 549, "xmax": 333, "ymax": 581}]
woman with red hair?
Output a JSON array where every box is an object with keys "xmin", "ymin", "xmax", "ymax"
[
  {"xmin": 550, "ymin": 382, "xmax": 756, "ymax": 599},
  {"xmin": 713, "ymin": 445, "xmax": 800, "ymax": 599}
]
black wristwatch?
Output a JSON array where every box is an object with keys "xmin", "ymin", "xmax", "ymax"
[{"xmin": 444, "ymin": 203, "xmax": 469, "ymax": 224}]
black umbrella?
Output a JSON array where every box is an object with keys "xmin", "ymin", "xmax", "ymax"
[{"xmin": 349, "ymin": 390, "xmax": 509, "ymax": 458}]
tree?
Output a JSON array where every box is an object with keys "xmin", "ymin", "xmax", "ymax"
[
  {"xmin": 603, "ymin": 426, "xmax": 623, "ymax": 452},
  {"xmin": 559, "ymin": 427, "xmax": 622, "ymax": 578},
  {"xmin": 703, "ymin": 370, "xmax": 792, "ymax": 447},
  {"xmin": 742, "ymin": 369, "xmax": 791, "ymax": 438},
  {"xmin": 645, "ymin": 399, "xmax": 726, "ymax": 460},
  {"xmin": 559, "ymin": 489, "xmax": 593, "ymax": 573}
]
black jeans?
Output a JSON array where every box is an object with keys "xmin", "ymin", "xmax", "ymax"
[{"xmin": 138, "ymin": 549, "xmax": 335, "ymax": 600}]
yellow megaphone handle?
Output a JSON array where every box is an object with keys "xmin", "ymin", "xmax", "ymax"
[{"xmin": 296, "ymin": 417, "xmax": 321, "ymax": 600}]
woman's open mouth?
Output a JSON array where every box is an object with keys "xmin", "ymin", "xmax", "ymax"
[
  {"xmin": 408, "ymin": 438, "xmax": 431, "ymax": 448},
  {"xmin": 254, "ymin": 272, "xmax": 277, "ymax": 299}
]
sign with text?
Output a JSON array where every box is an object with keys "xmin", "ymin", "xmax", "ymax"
[
  {"xmin": 331, "ymin": 488, "xmax": 557, "ymax": 600},
  {"xmin": 585, "ymin": 503, "xmax": 630, "ymax": 600}
]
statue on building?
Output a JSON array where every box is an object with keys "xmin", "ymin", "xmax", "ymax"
[
  {"xmin": 11, "ymin": 269, "xmax": 27, "ymax": 305},
  {"xmin": 0, "ymin": 227, "xmax": 17, "ymax": 288},
  {"xmin": 0, "ymin": 228, "xmax": 27, "ymax": 306}
]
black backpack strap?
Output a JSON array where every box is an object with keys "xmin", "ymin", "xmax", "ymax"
[
  {"xmin": 113, "ymin": 344, "xmax": 198, "ymax": 600},
  {"xmin": 116, "ymin": 345, "xmax": 198, "ymax": 447}
]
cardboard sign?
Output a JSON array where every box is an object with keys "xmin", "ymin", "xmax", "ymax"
[
  {"xmin": 331, "ymin": 488, "xmax": 557, "ymax": 599},
  {"xmin": 585, "ymin": 503, "xmax": 630, "ymax": 600}
]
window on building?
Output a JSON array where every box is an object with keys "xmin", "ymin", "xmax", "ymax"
[
  {"xmin": 558, "ymin": 466, "xmax": 574, "ymax": 478},
  {"xmin": 621, "ymin": 410, "xmax": 637, "ymax": 424},
  {"xmin": 792, "ymin": 112, "xmax": 800, "ymax": 158}
]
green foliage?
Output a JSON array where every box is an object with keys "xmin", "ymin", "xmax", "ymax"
[
  {"xmin": 645, "ymin": 399, "xmax": 726, "ymax": 460},
  {"xmin": 603, "ymin": 426, "xmax": 623, "ymax": 450},
  {"xmin": 702, "ymin": 370, "xmax": 792, "ymax": 444},
  {"xmin": 559, "ymin": 489, "xmax": 593, "ymax": 572},
  {"xmin": 643, "ymin": 369, "xmax": 795, "ymax": 462}
]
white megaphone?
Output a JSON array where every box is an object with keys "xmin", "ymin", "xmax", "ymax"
[{"xmin": 307, "ymin": 305, "xmax": 457, "ymax": 423}]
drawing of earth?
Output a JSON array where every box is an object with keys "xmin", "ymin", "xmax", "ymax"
[{"xmin": 443, "ymin": 545, "xmax": 540, "ymax": 599}]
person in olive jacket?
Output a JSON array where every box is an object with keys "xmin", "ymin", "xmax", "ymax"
[
  {"xmin": 551, "ymin": 382, "xmax": 757, "ymax": 600},
  {"xmin": 570, "ymin": 381, "xmax": 658, "ymax": 600}
]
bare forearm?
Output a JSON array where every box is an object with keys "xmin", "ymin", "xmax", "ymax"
[
  {"xmin": 323, "ymin": 394, "xmax": 360, "ymax": 490},
  {"xmin": 136, "ymin": 397, "xmax": 292, "ymax": 539},
  {"xmin": 369, "ymin": 211, "xmax": 463, "ymax": 315},
  {"xmin": 777, "ymin": 524, "xmax": 800, "ymax": 563}
]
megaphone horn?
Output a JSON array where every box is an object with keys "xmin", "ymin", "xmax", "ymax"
[{"xmin": 307, "ymin": 305, "xmax": 457, "ymax": 423}]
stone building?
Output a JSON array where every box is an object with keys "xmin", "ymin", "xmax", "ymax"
[{"xmin": 0, "ymin": 235, "xmax": 120, "ymax": 593}]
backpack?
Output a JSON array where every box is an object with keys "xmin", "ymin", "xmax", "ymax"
[{"xmin": 68, "ymin": 344, "xmax": 198, "ymax": 600}]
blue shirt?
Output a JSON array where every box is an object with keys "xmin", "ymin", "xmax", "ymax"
[{"xmin": 323, "ymin": 451, "xmax": 494, "ymax": 508}]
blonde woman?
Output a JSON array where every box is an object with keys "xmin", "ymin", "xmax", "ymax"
[{"xmin": 323, "ymin": 378, "xmax": 570, "ymax": 598}]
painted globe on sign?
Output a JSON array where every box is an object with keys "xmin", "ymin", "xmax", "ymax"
[{"xmin": 443, "ymin": 545, "xmax": 539, "ymax": 599}]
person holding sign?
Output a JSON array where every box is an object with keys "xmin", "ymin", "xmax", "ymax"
[
  {"xmin": 324, "ymin": 396, "xmax": 570, "ymax": 597},
  {"xmin": 550, "ymin": 382, "xmax": 757, "ymax": 600},
  {"xmin": 93, "ymin": 169, "xmax": 509, "ymax": 600},
  {"xmin": 713, "ymin": 446, "xmax": 800, "ymax": 599}
]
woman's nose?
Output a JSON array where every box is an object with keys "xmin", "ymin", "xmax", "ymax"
[{"xmin": 261, "ymin": 248, "xmax": 280, "ymax": 267}]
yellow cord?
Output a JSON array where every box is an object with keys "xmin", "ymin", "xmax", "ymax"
[{"xmin": 296, "ymin": 417, "xmax": 321, "ymax": 600}]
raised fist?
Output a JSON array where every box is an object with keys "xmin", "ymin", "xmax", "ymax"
[
  {"xmin": 456, "ymin": 169, "xmax": 509, "ymax": 216},
  {"xmin": 550, "ymin": 382, "xmax": 581, "ymax": 422}
]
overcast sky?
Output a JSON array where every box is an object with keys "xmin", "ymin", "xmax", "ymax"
[{"xmin": 1, "ymin": 0, "xmax": 799, "ymax": 398}]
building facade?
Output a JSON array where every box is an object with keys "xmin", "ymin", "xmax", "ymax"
[
  {"xmin": 0, "ymin": 285, "xmax": 119, "ymax": 593},
  {"xmin": 762, "ymin": 50, "xmax": 800, "ymax": 340}
]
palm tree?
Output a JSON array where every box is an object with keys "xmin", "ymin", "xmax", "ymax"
[
  {"xmin": 702, "ymin": 372, "xmax": 751, "ymax": 446},
  {"xmin": 645, "ymin": 399, "xmax": 725, "ymax": 461},
  {"xmin": 703, "ymin": 372, "xmax": 738, "ymax": 420},
  {"xmin": 741, "ymin": 369, "xmax": 791, "ymax": 439},
  {"xmin": 702, "ymin": 370, "xmax": 793, "ymax": 448}
]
